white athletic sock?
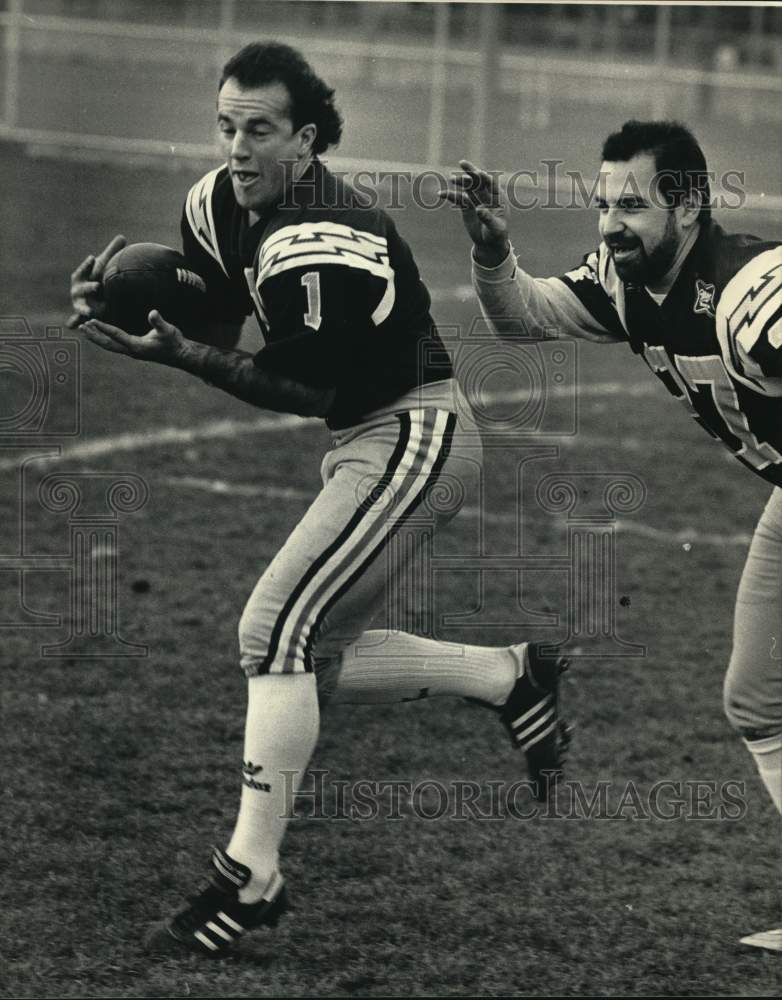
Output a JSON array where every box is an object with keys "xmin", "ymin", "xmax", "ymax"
[
  {"xmin": 330, "ymin": 630, "xmax": 522, "ymax": 707},
  {"xmin": 226, "ymin": 673, "xmax": 320, "ymax": 903},
  {"xmin": 745, "ymin": 733, "xmax": 782, "ymax": 814}
]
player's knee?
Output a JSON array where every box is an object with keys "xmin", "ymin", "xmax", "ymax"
[
  {"xmin": 312, "ymin": 655, "xmax": 342, "ymax": 708},
  {"xmin": 237, "ymin": 606, "xmax": 256, "ymax": 652},
  {"xmin": 238, "ymin": 607, "xmax": 317, "ymax": 677},
  {"xmin": 237, "ymin": 604, "xmax": 272, "ymax": 676},
  {"xmin": 723, "ymin": 667, "xmax": 746, "ymax": 733},
  {"xmin": 723, "ymin": 656, "xmax": 782, "ymax": 738}
]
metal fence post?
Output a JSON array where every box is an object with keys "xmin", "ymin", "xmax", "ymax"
[
  {"xmin": 3, "ymin": 0, "xmax": 22, "ymax": 131},
  {"xmin": 653, "ymin": 5, "xmax": 672, "ymax": 118},
  {"xmin": 471, "ymin": 3, "xmax": 500, "ymax": 168},
  {"xmin": 218, "ymin": 0, "xmax": 236, "ymax": 69},
  {"xmin": 427, "ymin": 1, "xmax": 450, "ymax": 167}
]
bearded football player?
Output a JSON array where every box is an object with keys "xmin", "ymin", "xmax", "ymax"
[
  {"xmin": 442, "ymin": 120, "xmax": 782, "ymax": 952},
  {"xmin": 69, "ymin": 42, "xmax": 570, "ymax": 956}
]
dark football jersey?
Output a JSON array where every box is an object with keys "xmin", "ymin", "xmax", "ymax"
[
  {"xmin": 181, "ymin": 161, "xmax": 452, "ymax": 428},
  {"xmin": 181, "ymin": 165, "xmax": 259, "ymax": 325},
  {"xmin": 474, "ymin": 223, "xmax": 782, "ymax": 486}
]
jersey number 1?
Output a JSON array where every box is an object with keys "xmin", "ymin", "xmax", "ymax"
[{"xmin": 301, "ymin": 272, "xmax": 322, "ymax": 331}]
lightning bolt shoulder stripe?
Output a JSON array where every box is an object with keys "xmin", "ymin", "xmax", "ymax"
[
  {"xmin": 185, "ymin": 166, "xmax": 230, "ymax": 278},
  {"xmin": 256, "ymin": 221, "xmax": 396, "ymax": 325},
  {"xmin": 264, "ymin": 221, "xmax": 388, "ymax": 253},
  {"xmin": 717, "ymin": 246, "xmax": 782, "ymax": 391},
  {"xmin": 257, "ymin": 222, "xmax": 391, "ymax": 283},
  {"xmin": 562, "ymin": 249, "xmax": 599, "ymax": 288}
]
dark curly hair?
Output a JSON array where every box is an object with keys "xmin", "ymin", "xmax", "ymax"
[
  {"xmin": 602, "ymin": 120, "xmax": 711, "ymax": 223},
  {"xmin": 219, "ymin": 41, "xmax": 343, "ymax": 155}
]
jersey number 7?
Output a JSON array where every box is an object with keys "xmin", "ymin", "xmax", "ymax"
[{"xmin": 675, "ymin": 353, "xmax": 781, "ymax": 472}]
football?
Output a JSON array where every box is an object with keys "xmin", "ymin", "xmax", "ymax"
[{"xmin": 102, "ymin": 243, "xmax": 207, "ymax": 336}]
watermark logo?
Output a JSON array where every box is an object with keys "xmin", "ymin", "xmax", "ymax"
[
  {"xmin": 276, "ymin": 159, "xmax": 749, "ymax": 214},
  {"xmin": 284, "ymin": 771, "xmax": 748, "ymax": 822},
  {"xmin": 0, "ymin": 317, "xmax": 148, "ymax": 657}
]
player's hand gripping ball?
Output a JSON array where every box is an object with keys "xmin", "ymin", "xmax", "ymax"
[{"xmin": 102, "ymin": 243, "xmax": 207, "ymax": 337}]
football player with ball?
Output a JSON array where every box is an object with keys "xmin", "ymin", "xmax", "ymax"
[{"xmin": 69, "ymin": 42, "xmax": 569, "ymax": 956}]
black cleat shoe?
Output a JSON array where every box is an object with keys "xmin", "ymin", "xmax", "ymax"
[
  {"xmin": 145, "ymin": 847, "xmax": 287, "ymax": 958},
  {"xmin": 500, "ymin": 642, "xmax": 571, "ymax": 801}
]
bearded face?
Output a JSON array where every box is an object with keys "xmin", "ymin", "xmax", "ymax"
[{"xmin": 597, "ymin": 154, "xmax": 690, "ymax": 286}]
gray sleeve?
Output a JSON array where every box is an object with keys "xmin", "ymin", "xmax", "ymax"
[{"xmin": 471, "ymin": 245, "xmax": 626, "ymax": 344}]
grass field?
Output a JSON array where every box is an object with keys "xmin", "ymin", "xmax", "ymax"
[{"xmin": 1, "ymin": 140, "xmax": 781, "ymax": 997}]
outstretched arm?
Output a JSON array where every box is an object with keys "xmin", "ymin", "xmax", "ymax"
[
  {"xmin": 83, "ymin": 311, "xmax": 334, "ymax": 418},
  {"xmin": 440, "ymin": 161, "xmax": 624, "ymax": 344},
  {"xmin": 438, "ymin": 159, "xmax": 512, "ymax": 268}
]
